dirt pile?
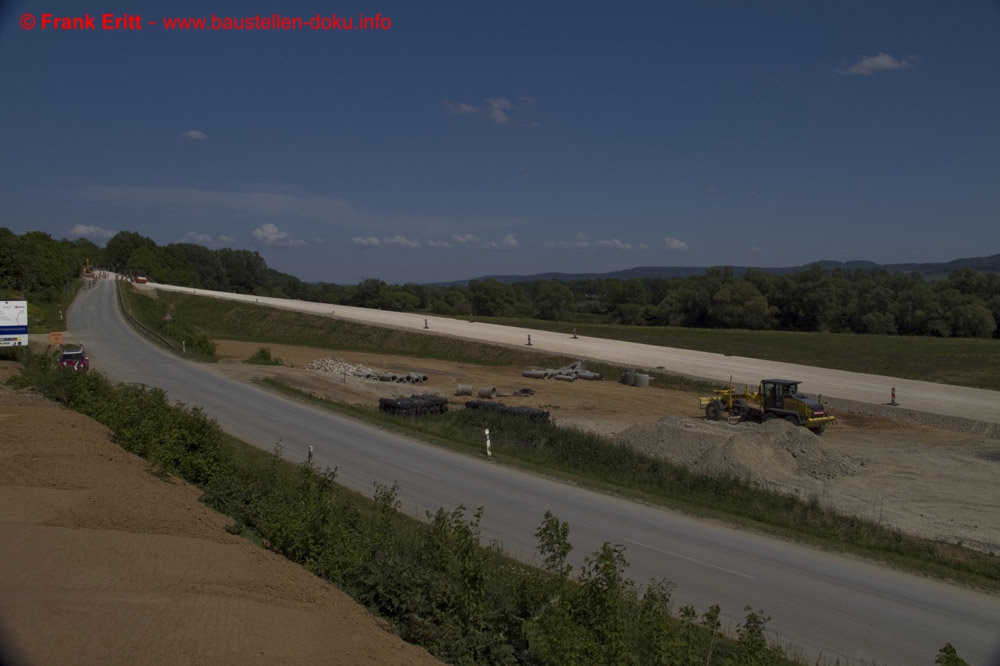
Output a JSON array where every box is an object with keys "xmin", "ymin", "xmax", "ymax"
[{"xmin": 618, "ymin": 417, "xmax": 866, "ymax": 485}]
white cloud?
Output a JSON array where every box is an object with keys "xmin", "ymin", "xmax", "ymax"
[
  {"xmin": 183, "ymin": 231, "xmax": 213, "ymax": 243},
  {"xmin": 444, "ymin": 96, "xmax": 538, "ymax": 127},
  {"xmin": 381, "ymin": 235, "xmax": 422, "ymax": 248},
  {"xmin": 452, "ymin": 234, "xmax": 480, "ymax": 246},
  {"xmin": 352, "ymin": 235, "xmax": 428, "ymax": 249},
  {"xmin": 451, "ymin": 233, "xmax": 519, "ymax": 250},
  {"xmin": 840, "ymin": 52, "xmax": 912, "ymax": 76},
  {"xmin": 594, "ymin": 239, "xmax": 634, "ymax": 251},
  {"xmin": 663, "ymin": 237, "xmax": 688, "ymax": 252},
  {"xmin": 219, "ymin": 235, "xmax": 234, "ymax": 243},
  {"xmin": 544, "ymin": 233, "xmax": 646, "ymax": 252},
  {"xmin": 427, "ymin": 239, "xmax": 453, "ymax": 248},
  {"xmin": 180, "ymin": 129, "xmax": 206, "ymax": 140},
  {"xmin": 68, "ymin": 224, "xmax": 115, "ymax": 239},
  {"xmin": 253, "ymin": 223, "xmax": 305, "ymax": 247},
  {"xmin": 486, "ymin": 97, "xmax": 513, "ymax": 125},
  {"xmin": 488, "ymin": 233, "xmax": 519, "ymax": 250},
  {"xmin": 444, "ymin": 101, "xmax": 478, "ymax": 114}
]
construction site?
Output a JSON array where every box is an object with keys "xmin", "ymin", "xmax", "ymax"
[{"xmin": 209, "ymin": 339, "xmax": 1000, "ymax": 556}]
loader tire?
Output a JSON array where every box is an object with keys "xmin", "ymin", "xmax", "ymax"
[{"xmin": 705, "ymin": 401, "xmax": 723, "ymax": 421}]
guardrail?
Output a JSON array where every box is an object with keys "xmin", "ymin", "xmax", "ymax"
[{"xmin": 114, "ymin": 279, "xmax": 181, "ymax": 353}]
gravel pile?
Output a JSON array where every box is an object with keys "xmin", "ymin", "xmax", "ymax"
[
  {"xmin": 306, "ymin": 357, "xmax": 383, "ymax": 378},
  {"xmin": 617, "ymin": 416, "xmax": 866, "ymax": 484}
]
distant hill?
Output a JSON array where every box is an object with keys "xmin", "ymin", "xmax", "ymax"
[{"xmin": 435, "ymin": 253, "xmax": 1000, "ymax": 286}]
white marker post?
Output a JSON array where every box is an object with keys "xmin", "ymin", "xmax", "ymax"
[
  {"xmin": 485, "ymin": 429, "xmax": 491, "ymax": 458},
  {"xmin": 526, "ymin": 335, "xmax": 532, "ymax": 346},
  {"xmin": 308, "ymin": 445, "xmax": 314, "ymax": 466},
  {"xmin": 890, "ymin": 387, "xmax": 899, "ymax": 406}
]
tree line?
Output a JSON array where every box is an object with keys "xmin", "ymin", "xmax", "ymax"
[{"xmin": 3, "ymin": 228, "xmax": 997, "ymax": 339}]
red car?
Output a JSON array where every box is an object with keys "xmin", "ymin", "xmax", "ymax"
[{"xmin": 58, "ymin": 348, "xmax": 90, "ymax": 371}]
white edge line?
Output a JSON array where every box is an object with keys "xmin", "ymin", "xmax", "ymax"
[{"xmin": 624, "ymin": 538, "xmax": 756, "ymax": 580}]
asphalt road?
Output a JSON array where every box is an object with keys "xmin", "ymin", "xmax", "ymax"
[{"xmin": 67, "ymin": 280, "xmax": 1000, "ymax": 665}]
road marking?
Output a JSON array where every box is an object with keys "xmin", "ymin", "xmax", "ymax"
[
  {"xmin": 624, "ymin": 538, "xmax": 755, "ymax": 580},
  {"xmin": 379, "ymin": 458, "xmax": 442, "ymax": 481}
]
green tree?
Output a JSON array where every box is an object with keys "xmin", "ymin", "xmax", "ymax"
[
  {"xmin": 709, "ymin": 280, "xmax": 775, "ymax": 329},
  {"xmin": 104, "ymin": 231, "xmax": 156, "ymax": 271},
  {"xmin": 469, "ymin": 278, "xmax": 518, "ymax": 317},
  {"xmin": 349, "ymin": 278, "xmax": 387, "ymax": 308},
  {"xmin": 128, "ymin": 245, "xmax": 196, "ymax": 285},
  {"xmin": 15, "ymin": 231, "xmax": 74, "ymax": 299},
  {"xmin": 217, "ymin": 248, "xmax": 269, "ymax": 293},
  {"xmin": 949, "ymin": 302, "xmax": 996, "ymax": 338},
  {"xmin": 533, "ymin": 281, "xmax": 576, "ymax": 321},
  {"xmin": 165, "ymin": 243, "xmax": 229, "ymax": 290}
]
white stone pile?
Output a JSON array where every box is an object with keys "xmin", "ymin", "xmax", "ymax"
[
  {"xmin": 306, "ymin": 357, "xmax": 382, "ymax": 379},
  {"xmin": 306, "ymin": 357, "xmax": 429, "ymax": 384}
]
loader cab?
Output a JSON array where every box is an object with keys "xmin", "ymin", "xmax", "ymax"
[{"xmin": 761, "ymin": 379, "xmax": 799, "ymax": 410}]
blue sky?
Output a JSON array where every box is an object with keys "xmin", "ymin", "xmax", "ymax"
[{"xmin": 2, "ymin": 1, "xmax": 998, "ymax": 284}]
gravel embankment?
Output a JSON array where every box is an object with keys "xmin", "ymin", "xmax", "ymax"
[
  {"xmin": 617, "ymin": 417, "xmax": 866, "ymax": 485},
  {"xmin": 824, "ymin": 397, "xmax": 1000, "ymax": 440}
]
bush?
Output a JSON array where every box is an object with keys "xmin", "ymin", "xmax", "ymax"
[{"xmin": 245, "ymin": 347, "xmax": 282, "ymax": 365}]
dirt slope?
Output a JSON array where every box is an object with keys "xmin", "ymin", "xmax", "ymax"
[{"xmin": 0, "ymin": 366, "xmax": 446, "ymax": 666}]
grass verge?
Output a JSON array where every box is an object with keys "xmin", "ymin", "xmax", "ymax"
[
  {"xmin": 256, "ymin": 376, "xmax": 1000, "ymax": 594},
  {"xmin": 477, "ymin": 316, "xmax": 1000, "ymax": 391}
]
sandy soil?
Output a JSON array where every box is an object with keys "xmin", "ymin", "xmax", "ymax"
[
  {"xmin": 0, "ymin": 363, "xmax": 446, "ymax": 666},
  {"xmin": 3, "ymin": 336, "xmax": 999, "ymax": 664}
]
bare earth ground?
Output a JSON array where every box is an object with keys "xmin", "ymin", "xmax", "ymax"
[
  {"xmin": 0, "ymin": 362, "xmax": 446, "ymax": 666},
  {"xmin": 3, "ymin": 337, "xmax": 1000, "ymax": 664}
]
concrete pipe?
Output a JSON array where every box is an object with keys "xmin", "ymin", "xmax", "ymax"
[
  {"xmin": 576, "ymin": 371, "xmax": 600, "ymax": 381},
  {"xmin": 522, "ymin": 369, "xmax": 547, "ymax": 379},
  {"xmin": 543, "ymin": 369, "xmax": 557, "ymax": 379},
  {"xmin": 456, "ymin": 384, "xmax": 473, "ymax": 396},
  {"xmin": 553, "ymin": 374, "xmax": 577, "ymax": 382},
  {"xmin": 634, "ymin": 373, "xmax": 650, "ymax": 388},
  {"xmin": 409, "ymin": 372, "xmax": 427, "ymax": 383},
  {"xmin": 622, "ymin": 371, "xmax": 636, "ymax": 386},
  {"xmin": 477, "ymin": 386, "xmax": 497, "ymax": 399},
  {"xmin": 401, "ymin": 374, "xmax": 413, "ymax": 383},
  {"xmin": 378, "ymin": 373, "xmax": 395, "ymax": 383}
]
